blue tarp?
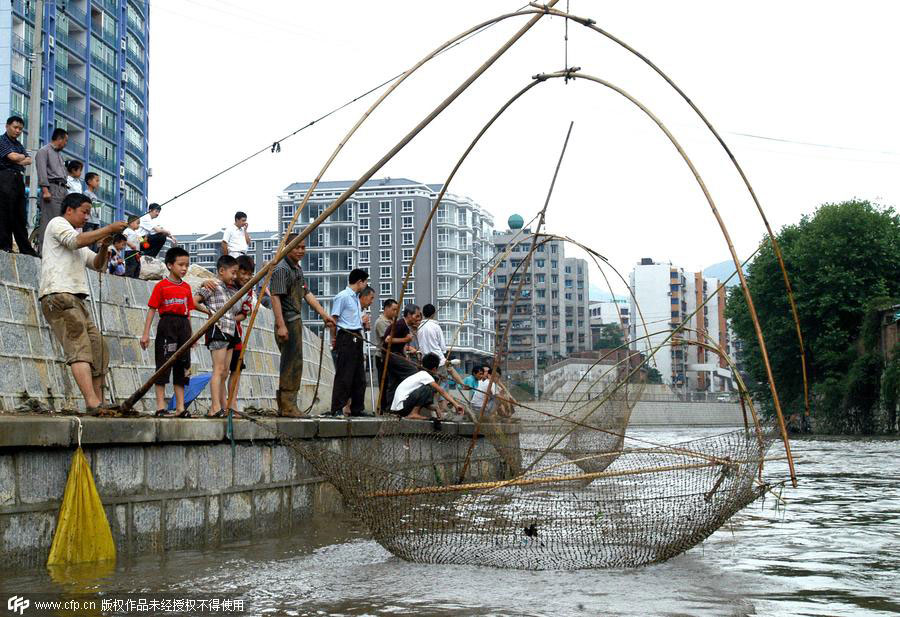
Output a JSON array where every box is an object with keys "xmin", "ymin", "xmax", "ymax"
[{"xmin": 167, "ymin": 373, "xmax": 213, "ymax": 411}]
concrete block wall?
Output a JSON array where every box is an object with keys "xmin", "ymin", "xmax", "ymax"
[
  {"xmin": 0, "ymin": 253, "xmax": 334, "ymax": 413},
  {"xmin": 0, "ymin": 416, "xmax": 506, "ymax": 568}
]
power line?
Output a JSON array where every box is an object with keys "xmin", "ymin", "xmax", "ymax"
[
  {"xmin": 157, "ymin": 4, "xmax": 529, "ymax": 207},
  {"xmin": 729, "ymin": 131, "xmax": 900, "ymax": 158}
]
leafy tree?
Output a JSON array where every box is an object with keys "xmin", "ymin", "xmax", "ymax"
[
  {"xmin": 726, "ymin": 199, "xmax": 900, "ymax": 433},
  {"xmin": 592, "ymin": 323, "xmax": 625, "ymax": 350},
  {"xmin": 645, "ymin": 367, "xmax": 663, "ymax": 384}
]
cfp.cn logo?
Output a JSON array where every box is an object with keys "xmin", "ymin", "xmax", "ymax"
[{"xmin": 7, "ymin": 596, "xmax": 29, "ymax": 615}]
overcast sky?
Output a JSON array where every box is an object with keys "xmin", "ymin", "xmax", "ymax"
[{"xmin": 147, "ymin": 1, "xmax": 900, "ymax": 294}]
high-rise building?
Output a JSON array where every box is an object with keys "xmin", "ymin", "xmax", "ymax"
[
  {"xmin": 629, "ymin": 257, "xmax": 734, "ymax": 392},
  {"xmin": 491, "ymin": 225, "xmax": 592, "ymax": 365},
  {"xmin": 1, "ymin": 0, "xmax": 150, "ymax": 223},
  {"xmin": 276, "ymin": 178, "xmax": 496, "ymax": 369},
  {"xmin": 176, "ymin": 229, "xmax": 279, "ymax": 272}
]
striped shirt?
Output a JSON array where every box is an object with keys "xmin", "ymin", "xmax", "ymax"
[
  {"xmin": 195, "ymin": 281, "xmax": 244, "ymax": 336},
  {"xmin": 269, "ymin": 257, "xmax": 307, "ymax": 323},
  {"xmin": 0, "ymin": 133, "xmax": 26, "ymax": 172}
]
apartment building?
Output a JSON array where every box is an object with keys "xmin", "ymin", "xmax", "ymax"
[
  {"xmin": 177, "ymin": 230, "xmax": 279, "ymax": 272},
  {"xmin": 276, "ymin": 178, "xmax": 496, "ymax": 368},
  {"xmin": 491, "ymin": 224, "xmax": 592, "ymax": 366},
  {"xmin": 629, "ymin": 258, "xmax": 734, "ymax": 392},
  {"xmin": 590, "ymin": 299, "xmax": 631, "ymax": 344}
]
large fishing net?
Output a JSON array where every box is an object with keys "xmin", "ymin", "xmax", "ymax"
[{"xmin": 120, "ymin": 4, "xmax": 798, "ymax": 570}]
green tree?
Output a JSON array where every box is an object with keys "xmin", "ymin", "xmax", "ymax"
[
  {"xmin": 592, "ymin": 324, "xmax": 625, "ymax": 350},
  {"xmin": 645, "ymin": 367, "xmax": 663, "ymax": 384},
  {"xmin": 726, "ymin": 199, "xmax": 900, "ymax": 433}
]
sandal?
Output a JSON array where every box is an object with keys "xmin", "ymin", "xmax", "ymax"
[
  {"xmin": 155, "ymin": 409, "xmax": 173, "ymax": 417},
  {"xmin": 206, "ymin": 409, "xmax": 227, "ymax": 418},
  {"xmin": 174, "ymin": 409, "xmax": 191, "ymax": 418}
]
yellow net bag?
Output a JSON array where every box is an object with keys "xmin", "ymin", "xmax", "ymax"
[{"xmin": 47, "ymin": 447, "xmax": 116, "ymax": 566}]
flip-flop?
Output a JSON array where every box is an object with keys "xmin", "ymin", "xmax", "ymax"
[
  {"xmin": 155, "ymin": 409, "xmax": 173, "ymax": 417},
  {"xmin": 206, "ymin": 409, "xmax": 227, "ymax": 418},
  {"xmin": 174, "ymin": 410, "xmax": 191, "ymax": 418}
]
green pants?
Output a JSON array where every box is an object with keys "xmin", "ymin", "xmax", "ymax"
[{"xmin": 276, "ymin": 319, "xmax": 304, "ymax": 391}]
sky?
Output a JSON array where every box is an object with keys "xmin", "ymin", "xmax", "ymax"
[{"xmin": 147, "ymin": 1, "xmax": 900, "ymax": 295}]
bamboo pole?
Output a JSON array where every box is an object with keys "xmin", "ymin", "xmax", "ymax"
[
  {"xmin": 121, "ymin": 4, "xmax": 560, "ymax": 412},
  {"xmin": 366, "ymin": 457, "xmax": 784, "ymax": 499}
]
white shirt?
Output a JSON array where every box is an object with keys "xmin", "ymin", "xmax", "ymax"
[
  {"xmin": 39, "ymin": 217, "xmax": 99, "ymax": 298},
  {"xmin": 470, "ymin": 378, "xmax": 491, "ymax": 409},
  {"xmin": 66, "ymin": 176, "xmax": 83, "ymax": 194},
  {"xmin": 222, "ymin": 224, "xmax": 249, "ymax": 255},
  {"xmin": 391, "ymin": 370, "xmax": 435, "ymax": 412},
  {"xmin": 138, "ymin": 213, "xmax": 159, "ymax": 236},
  {"xmin": 416, "ymin": 319, "xmax": 446, "ymax": 366},
  {"xmin": 123, "ymin": 227, "xmax": 142, "ymax": 250}
]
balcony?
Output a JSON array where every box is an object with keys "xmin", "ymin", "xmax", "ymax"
[
  {"xmin": 64, "ymin": 140, "xmax": 86, "ymax": 158},
  {"xmin": 124, "ymin": 77, "xmax": 145, "ymax": 97},
  {"xmin": 91, "ymin": 119, "xmax": 117, "ymax": 142},
  {"xmin": 125, "ymin": 106, "xmax": 144, "ymax": 127},
  {"xmin": 56, "ymin": 100, "xmax": 86, "ymax": 122},
  {"xmin": 90, "ymin": 85, "xmax": 117, "ymax": 110},
  {"xmin": 89, "ymin": 152, "xmax": 116, "ymax": 173},
  {"xmin": 11, "ymin": 33, "xmax": 33, "ymax": 57},
  {"xmin": 55, "ymin": 65, "xmax": 86, "ymax": 91},
  {"xmin": 94, "ymin": 0, "xmax": 119, "ymax": 14},
  {"xmin": 62, "ymin": 5, "xmax": 88, "ymax": 28},
  {"xmin": 125, "ymin": 137, "xmax": 144, "ymax": 159},
  {"xmin": 96, "ymin": 187, "xmax": 116, "ymax": 203},
  {"xmin": 98, "ymin": 27, "xmax": 118, "ymax": 48},
  {"xmin": 12, "ymin": 0, "xmax": 36, "ymax": 21},
  {"xmin": 126, "ymin": 47, "xmax": 145, "ymax": 69},
  {"xmin": 11, "ymin": 71, "xmax": 30, "ymax": 90},
  {"xmin": 90, "ymin": 51, "xmax": 118, "ymax": 79},
  {"xmin": 56, "ymin": 30, "xmax": 87, "ymax": 59},
  {"xmin": 126, "ymin": 14, "xmax": 145, "ymax": 38},
  {"xmin": 124, "ymin": 169, "xmax": 143, "ymax": 187}
]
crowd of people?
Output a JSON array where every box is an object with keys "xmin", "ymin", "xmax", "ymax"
[{"xmin": 5, "ymin": 115, "xmax": 516, "ymax": 420}]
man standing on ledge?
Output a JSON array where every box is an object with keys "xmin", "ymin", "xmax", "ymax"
[
  {"xmin": 34, "ymin": 128, "xmax": 69, "ymax": 255},
  {"xmin": 269, "ymin": 233, "xmax": 335, "ymax": 417},
  {"xmin": 39, "ymin": 193, "xmax": 127, "ymax": 415},
  {"xmin": 221, "ymin": 211, "xmax": 250, "ymax": 257},
  {"xmin": 138, "ymin": 203, "xmax": 178, "ymax": 258},
  {"xmin": 0, "ymin": 116, "xmax": 38, "ymax": 256},
  {"xmin": 327, "ymin": 271, "xmax": 374, "ymax": 417}
]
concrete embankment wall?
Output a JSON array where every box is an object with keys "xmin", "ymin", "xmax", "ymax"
[
  {"xmin": 0, "ymin": 252, "xmax": 334, "ymax": 414},
  {"xmin": 522, "ymin": 400, "xmax": 745, "ymax": 427},
  {"xmin": 0, "ymin": 416, "xmax": 504, "ymax": 568}
]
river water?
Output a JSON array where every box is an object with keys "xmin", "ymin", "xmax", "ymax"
[{"xmin": 2, "ymin": 428, "xmax": 899, "ymax": 616}]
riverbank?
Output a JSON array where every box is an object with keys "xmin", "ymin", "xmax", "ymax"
[{"xmin": 0, "ymin": 415, "xmax": 510, "ymax": 568}]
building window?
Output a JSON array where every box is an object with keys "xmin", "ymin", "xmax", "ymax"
[
  {"xmin": 379, "ymin": 200, "xmax": 391, "ymax": 214},
  {"xmin": 380, "ymin": 233, "xmax": 391, "ymax": 246},
  {"xmin": 537, "ymin": 319, "xmax": 546, "ymax": 328},
  {"xmin": 437, "ymin": 253, "xmax": 448, "ymax": 272},
  {"xmin": 401, "ymin": 232, "xmax": 414, "ymax": 246},
  {"xmin": 380, "ymin": 249, "xmax": 392, "ymax": 263},
  {"xmin": 538, "ymin": 335, "xmax": 547, "ymax": 344},
  {"xmin": 495, "ymin": 275, "xmax": 507, "ymax": 284},
  {"xmin": 551, "ymin": 245, "xmax": 558, "ymax": 253},
  {"xmin": 380, "ymin": 282, "xmax": 392, "ymax": 296},
  {"xmin": 402, "ymin": 199, "xmax": 414, "ymax": 212},
  {"xmin": 379, "ymin": 216, "xmax": 391, "ymax": 230},
  {"xmin": 536, "ymin": 289, "xmax": 546, "ymax": 298},
  {"xmin": 359, "ymin": 234, "xmax": 370, "ymax": 247},
  {"xmin": 536, "ymin": 273, "xmax": 545, "ymax": 283},
  {"xmin": 404, "ymin": 281, "xmax": 414, "ymax": 295},
  {"xmin": 551, "ymin": 260, "xmax": 558, "ymax": 269},
  {"xmin": 401, "ymin": 215, "xmax": 414, "ymax": 229},
  {"xmin": 536, "ymin": 259, "xmax": 545, "ymax": 268},
  {"xmin": 565, "ymin": 293, "xmax": 573, "ymax": 300},
  {"xmin": 360, "ymin": 217, "xmax": 370, "ymax": 231},
  {"xmin": 437, "ymin": 228, "xmax": 449, "ymax": 247},
  {"xmin": 359, "ymin": 250, "xmax": 370, "ymax": 264},
  {"xmin": 401, "ymin": 265, "xmax": 415, "ymax": 278},
  {"xmin": 437, "ymin": 276, "xmax": 450, "ymax": 295},
  {"xmin": 359, "ymin": 202, "xmax": 369, "ymax": 214},
  {"xmin": 402, "ymin": 248, "xmax": 414, "ymax": 261},
  {"xmin": 380, "ymin": 265, "xmax": 391, "ymax": 279}
]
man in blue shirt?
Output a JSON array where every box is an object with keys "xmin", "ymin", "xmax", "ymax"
[
  {"xmin": 0, "ymin": 116, "xmax": 38, "ymax": 256},
  {"xmin": 327, "ymin": 268, "xmax": 373, "ymax": 416}
]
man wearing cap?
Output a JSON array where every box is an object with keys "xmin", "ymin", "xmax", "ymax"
[
  {"xmin": 138, "ymin": 203, "xmax": 178, "ymax": 258},
  {"xmin": 0, "ymin": 115, "xmax": 38, "ymax": 256}
]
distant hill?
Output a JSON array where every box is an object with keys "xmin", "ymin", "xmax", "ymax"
[
  {"xmin": 703, "ymin": 260, "xmax": 748, "ymax": 286},
  {"xmin": 589, "ymin": 284, "xmax": 628, "ymax": 303}
]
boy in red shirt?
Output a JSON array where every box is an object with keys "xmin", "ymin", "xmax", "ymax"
[{"xmin": 140, "ymin": 246, "xmax": 195, "ymax": 417}]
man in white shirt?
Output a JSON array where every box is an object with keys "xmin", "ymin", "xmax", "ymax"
[
  {"xmin": 416, "ymin": 303, "xmax": 447, "ymax": 366},
  {"xmin": 138, "ymin": 203, "xmax": 177, "ymax": 257},
  {"xmin": 39, "ymin": 193, "xmax": 127, "ymax": 415},
  {"xmin": 221, "ymin": 211, "xmax": 250, "ymax": 257},
  {"xmin": 391, "ymin": 353, "xmax": 464, "ymax": 420}
]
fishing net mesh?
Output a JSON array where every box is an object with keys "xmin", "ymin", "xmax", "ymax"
[{"xmin": 280, "ymin": 372, "xmax": 774, "ymax": 570}]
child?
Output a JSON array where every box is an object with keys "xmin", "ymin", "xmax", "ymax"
[
  {"xmin": 65, "ymin": 160, "xmax": 84, "ymax": 194},
  {"xmin": 226, "ymin": 255, "xmax": 256, "ymax": 413},
  {"xmin": 194, "ymin": 254, "xmax": 244, "ymax": 418},
  {"xmin": 123, "ymin": 215, "xmax": 142, "ymax": 279},
  {"xmin": 83, "ymin": 171, "xmax": 102, "ymax": 224},
  {"xmin": 140, "ymin": 247, "xmax": 195, "ymax": 417},
  {"xmin": 108, "ymin": 233, "xmax": 127, "ymax": 276}
]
